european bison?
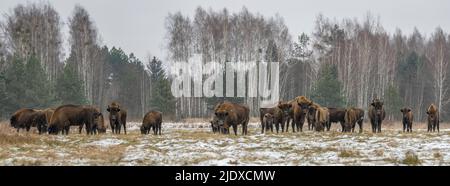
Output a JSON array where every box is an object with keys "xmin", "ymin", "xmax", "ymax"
[
  {"xmin": 343, "ymin": 108, "xmax": 357, "ymax": 132},
  {"xmin": 306, "ymin": 106, "xmax": 316, "ymax": 131},
  {"xmin": 426, "ymin": 104, "xmax": 439, "ymax": 132},
  {"xmin": 215, "ymin": 101, "xmax": 250, "ymax": 135},
  {"xmin": 262, "ymin": 113, "xmax": 274, "ymax": 133},
  {"xmin": 295, "ymin": 96, "xmax": 315, "ymax": 130},
  {"xmin": 10, "ymin": 108, "xmax": 47, "ymax": 134},
  {"xmin": 77, "ymin": 107, "xmax": 106, "ymax": 134},
  {"xmin": 259, "ymin": 101, "xmax": 291, "ymax": 133},
  {"xmin": 107, "ymin": 102, "xmax": 127, "ymax": 134},
  {"xmin": 141, "ymin": 111, "xmax": 162, "ymax": 135},
  {"xmin": 351, "ymin": 108, "xmax": 364, "ymax": 133},
  {"xmin": 31, "ymin": 108, "xmax": 55, "ymax": 134},
  {"xmin": 48, "ymin": 105, "xmax": 102, "ymax": 135},
  {"xmin": 286, "ymin": 100, "xmax": 306, "ymax": 132},
  {"xmin": 368, "ymin": 98, "xmax": 386, "ymax": 133},
  {"xmin": 327, "ymin": 107, "xmax": 346, "ymax": 132},
  {"xmin": 211, "ymin": 116, "xmax": 220, "ymax": 133},
  {"xmin": 400, "ymin": 107, "xmax": 413, "ymax": 132},
  {"xmin": 295, "ymin": 96, "xmax": 329, "ymax": 132}
]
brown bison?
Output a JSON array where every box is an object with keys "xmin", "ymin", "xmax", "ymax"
[
  {"xmin": 211, "ymin": 116, "xmax": 220, "ymax": 133},
  {"xmin": 215, "ymin": 101, "xmax": 250, "ymax": 135},
  {"xmin": 368, "ymin": 98, "xmax": 386, "ymax": 133},
  {"xmin": 31, "ymin": 108, "xmax": 55, "ymax": 134},
  {"xmin": 295, "ymin": 96, "xmax": 329, "ymax": 132},
  {"xmin": 426, "ymin": 104, "xmax": 439, "ymax": 132},
  {"xmin": 78, "ymin": 112, "xmax": 106, "ymax": 134},
  {"xmin": 351, "ymin": 108, "xmax": 364, "ymax": 133},
  {"xmin": 141, "ymin": 111, "xmax": 162, "ymax": 135},
  {"xmin": 107, "ymin": 102, "xmax": 127, "ymax": 134},
  {"xmin": 327, "ymin": 107, "xmax": 346, "ymax": 132},
  {"xmin": 259, "ymin": 101, "xmax": 291, "ymax": 133},
  {"xmin": 262, "ymin": 113, "xmax": 274, "ymax": 133},
  {"xmin": 295, "ymin": 96, "xmax": 315, "ymax": 130},
  {"xmin": 400, "ymin": 107, "xmax": 413, "ymax": 132},
  {"xmin": 48, "ymin": 105, "xmax": 102, "ymax": 135},
  {"xmin": 10, "ymin": 108, "xmax": 48, "ymax": 134},
  {"xmin": 286, "ymin": 100, "xmax": 306, "ymax": 132},
  {"xmin": 343, "ymin": 108, "xmax": 358, "ymax": 132},
  {"xmin": 306, "ymin": 106, "xmax": 316, "ymax": 130}
]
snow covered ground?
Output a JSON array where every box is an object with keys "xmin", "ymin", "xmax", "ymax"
[{"xmin": 0, "ymin": 122, "xmax": 450, "ymax": 165}]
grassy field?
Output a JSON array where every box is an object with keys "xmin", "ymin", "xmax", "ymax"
[{"xmin": 0, "ymin": 121, "xmax": 449, "ymax": 166}]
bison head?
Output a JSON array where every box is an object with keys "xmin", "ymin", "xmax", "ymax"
[
  {"xmin": 215, "ymin": 110, "xmax": 229, "ymax": 128},
  {"xmin": 371, "ymin": 99, "xmax": 384, "ymax": 117},
  {"xmin": 296, "ymin": 96, "xmax": 313, "ymax": 110},
  {"xmin": 400, "ymin": 108, "xmax": 411, "ymax": 118},
  {"xmin": 278, "ymin": 101, "xmax": 292, "ymax": 117}
]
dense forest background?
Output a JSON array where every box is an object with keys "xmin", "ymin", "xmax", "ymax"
[{"xmin": 0, "ymin": 2, "xmax": 449, "ymax": 121}]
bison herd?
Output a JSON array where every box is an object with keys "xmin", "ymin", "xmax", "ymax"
[
  {"xmin": 6, "ymin": 96, "xmax": 442, "ymax": 136},
  {"xmin": 211, "ymin": 96, "xmax": 441, "ymax": 135},
  {"xmin": 8, "ymin": 102, "xmax": 162, "ymax": 135}
]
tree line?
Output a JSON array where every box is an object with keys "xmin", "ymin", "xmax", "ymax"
[
  {"xmin": 165, "ymin": 7, "xmax": 450, "ymax": 121},
  {"xmin": 0, "ymin": 2, "xmax": 174, "ymax": 120},
  {"xmin": 1, "ymin": 3, "xmax": 449, "ymax": 122}
]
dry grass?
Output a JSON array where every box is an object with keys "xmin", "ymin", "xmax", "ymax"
[
  {"xmin": 402, "ymin": 151, "xmax": 422, "ymax": 165},
  {"xmin": 338, "ymin": 149, "xmax": 360, "ymax": 158},
  {"xmin": 0, "ymin": 120, "xmax": 449, "ymax": 165}
]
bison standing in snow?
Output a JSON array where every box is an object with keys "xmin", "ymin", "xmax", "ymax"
[
  {"xmin": 215, "ymin": 101, "xmax": 249, "ymax": 135},
  {"xmin": 400, "ymin": 107, "xmax": 413, "ymax": 133},
  {"xmin": 262, "ymin": 113, "xmax": 274, "ymax": 133},
  {"xmin": 259, "ymin": 101, "xmax": 291, "ymax": 133},
  {"xmin": 48, "ymin": 105, "xmax": 102, "ymax": 135},
  {"xmin": 141, "ymin": 111, "xmax": 162, "ymax": 135},
  {"xmin": 107, "ymin": 102, "xmax": 127, "ymax": 134},
  {"xmin": 286, "ymin": 100, "xmax": 306, "ymax": 132},
  {"xmin": 368, "ymin": 98, "xmax": 385, "ymax": 133},
  {"xmin": 426, "ymin": 104, "xmax": 439, "ymax": 132}
]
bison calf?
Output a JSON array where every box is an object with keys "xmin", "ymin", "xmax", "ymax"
[
  {"xmin": 141, "ymin": 111, "xmax": 162, "ymax": 135},
  {"xmin": 262, "ymin": 113, "xmax": 274, "ymax": 133}
]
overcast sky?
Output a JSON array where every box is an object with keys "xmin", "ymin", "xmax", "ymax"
[{"xmin": 1, "ymin": 0, "xmax": 449, "ymax": 61}]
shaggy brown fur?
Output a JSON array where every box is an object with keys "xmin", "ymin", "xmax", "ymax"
[
  {"xmin": 141, "ymin": 111, "xmax": 162, "ymax": 135},
  {"xmin": 107, "ymin": 102, "xmax": 127, "ymax": 134},
  {"xmin": 426, "ymin": 104, "xmax": 439, "ymax": 132},
  {"xmin": 215, "ymin": 101, "xmax": 250, "ymax": 135},
  {"xmin": 48, "ymin": 105, "xmax": 102, "ymax": 135},
  {"xmin": 400, "ymin": 107, "xmax": 413, "ymax": 132}
]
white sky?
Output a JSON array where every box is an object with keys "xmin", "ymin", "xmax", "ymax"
[{"xmin": 1, "ymin": 0, "xmax": 449, "ymax": 61}]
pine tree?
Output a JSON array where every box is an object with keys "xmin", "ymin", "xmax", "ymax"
[
  {"xmin": 384, "ymin": 85, "xmax": 403, "ymax": 120},
  {"xmin": 55, "ymin": 62, "xmax": 87, "ymax": 105},
  {"xmin": 147, "ymin": 56, "xmax": 175, "ymax": 114},
  {"xmin": 4, "ymin": 55, "xmax": 27, "ymax": 112},
  {"xmin": 23, "ymin": 56, "xmax": 55, "ymax": 108},
  {"xmin": 310, "ymin": 64, "xmax": 345, "ymax": 107}
]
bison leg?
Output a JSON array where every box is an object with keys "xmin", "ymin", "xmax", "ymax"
[
  {"xmin": 437, "ymin": 122, "xmax": 439, "ymax": 133},
  {"xmin": 275, "ymin": 122, "xmax": 280, "ymax": 134},
  {"xmin": 79, "ymin": 125, "xmax": 83, "ymax": 134},
  {"xmin": 261, "ymin": 122, "xmax": 265, "ymax": 134},
  {"xmin": 232, "ymin": 125, "xmax": 237, "ymax": 136},
  {"xmin": 123, "ymin": 122, "xmax": 127, "ymax": 135},
  {"xmin": 159, "ymin": 124, "xmax": 162, "ymax": 135},
  {"xmin": 377, "ymin": 120, "xmax": 382, "ymax": 133}
]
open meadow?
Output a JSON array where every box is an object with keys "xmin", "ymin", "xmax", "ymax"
[{"xmin": 0, "ymin": 120, "xmax": 449, "ymax": 166}]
